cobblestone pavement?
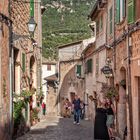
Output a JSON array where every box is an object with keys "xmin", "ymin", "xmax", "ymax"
[{"xmin": 16, "ymin": 115, "xmax": 94, "ymax": 140}]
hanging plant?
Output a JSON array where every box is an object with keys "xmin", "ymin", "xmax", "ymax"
[
  {"xmin": 101, "ymin": 83, "xmax": 118, "ymax": 99},
  {"xmin": 105, "ymin": 87, "xmax": 118, "ymax": 99},
  {"xmin": 120, "ymin": 79, "xmax": 126, "ymax": 89}
]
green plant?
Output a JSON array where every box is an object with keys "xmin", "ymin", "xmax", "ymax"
[
  {"xmin": 101, "ymin": 83, "xmax": 118, "ymax": 99},
  {"xmin": 120, "ymin": 79, "xmax": 126, "ymax": 86},
  {"xmin": 13, "ymin": 100, "xmax": 25, "ymax": 128},
  {"xmin": 105, "ymin": 87, "xmax": 118, "ymax": 99},
  {"xmin": 120, "ymin": 79, "xmax": 126, "ymax": 89}
]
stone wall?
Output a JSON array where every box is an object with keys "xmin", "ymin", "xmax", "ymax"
[
  {"xmin": 59, "ymin": 61, "xmax": 84, "ymax": 115},
  {"xmin": 0, "ymin": 0, "xmax": 11, "ymax": 139},
  {"xmin": 131, "ymin": 30, "xmax": 140, "ymax": 140}
]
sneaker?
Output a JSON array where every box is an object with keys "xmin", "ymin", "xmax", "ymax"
[
  {"xmin": 77, "ymin": 123, "xmax": 80, "ymax": 125},
  {"xmin": 73, "ymin": 121, "xmax": 76, "ymax": 124}
]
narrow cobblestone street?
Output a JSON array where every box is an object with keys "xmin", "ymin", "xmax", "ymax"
[{"xmin": 16, "ymin": 115, "xmax": 94, "ymax": 140}]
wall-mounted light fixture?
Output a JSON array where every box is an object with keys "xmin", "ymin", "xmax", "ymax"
[{"xmin": 27, "ymin": 17, "xmax": 37, "ymax": 35}]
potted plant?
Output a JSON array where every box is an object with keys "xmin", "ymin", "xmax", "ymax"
[{"xmin": 120, "ymin": 79, "xmax": 126, "ymax": 89}]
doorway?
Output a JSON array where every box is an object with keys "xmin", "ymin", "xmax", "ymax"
[
  {"xmin": 70, "ymin": 92, "xmax": 75, "ymax": 102},
  {"xmin": 13, "ymin": 48, "xmax": 20, "ymax": 93}
]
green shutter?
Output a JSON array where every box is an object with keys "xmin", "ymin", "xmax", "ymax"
[
  {"xmin": 30, "ymin": 0, "xmax": 34, "ymax": 17},
  {"xmin": 76, "ymin": 65, "xmax": 81, "ymax": 76},
  {"xmin": 122, "ymin": 0, "xmax": 125, "ymax": 18},
  {"xmin": 116, "ymin": 0, "xmax": 120, "ymax": 23},
  {"xmin": 22, "ymin": 53, "xmax": 26, "ymax": 72},
  {"xmin": 110, "ymin": 7, "xmax": 113, "ymax": 34},
  {"xmin": 128, "ymin": 0, "xmax": 135, "ymax": 24},
  {"xmin": 96, "ymin": 20, "xmax": 99, "ymax": 34},
  {"xmin": 87, "ymin": 59, "xmax": 92, "ymax": 73},
  {"xmin": 100, "ymin": 16, "xmax": 103, "ymax": 31}
]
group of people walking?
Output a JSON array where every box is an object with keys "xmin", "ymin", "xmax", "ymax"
[
  {"xmin": 63, "ymin": 94, "xmax": 115, "ymax": 140},
  {"xmin": 63, "ymin": 95, "xmax": 85, "ymax": 124}
]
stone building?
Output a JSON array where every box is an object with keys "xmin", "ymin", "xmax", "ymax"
[
  {"xmin": 89, "ymin": 0, "xmax": 108, "ymax": 105},
  {"xmin": 130, "ymin": 0, "xmax": 140, "ymax": 139},
  {"xmin": 42, "ymin": 57, "xmax": 58, "ymax": 115},
  {"xmin": 10, "ymin": 0, "xmax": 42, "ymax": 134},
  {"xmin": 0, "ymin": 1, "xmax": 12, "ymax": 139},
  {"xmin": 81, "ymin": 42, "xmax": 96, "ymax": 120},
  {"xmin": 58, "ymin": 41, "xmax": 85, "ymax": 115},
  {"xmin": 89, "ymin": 0, "xmax": 140, "ymax": 139}
]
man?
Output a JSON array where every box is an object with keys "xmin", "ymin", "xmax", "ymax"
[{"xmin": 72, "ymin": 95, "xmax": 81, "ymax": 125}]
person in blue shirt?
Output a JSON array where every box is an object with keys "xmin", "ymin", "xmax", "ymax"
[{"xmin": 72, "ymin": 95, "xmax": 81, "ymax": 125}]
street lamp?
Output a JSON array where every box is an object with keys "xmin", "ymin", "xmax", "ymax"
[{"xmin": 27, "ymin": 17, "xmax": 37, "ymax": 35}]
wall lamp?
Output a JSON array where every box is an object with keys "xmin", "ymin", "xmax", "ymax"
[
  {"xmin": 13, "ymin": 17, "xmax": 37, "ymax": 41},
  {"xmin": 27, "ymin": 17, "xmax": 37, "ymax": 35}
]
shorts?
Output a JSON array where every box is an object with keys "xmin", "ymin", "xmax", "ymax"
[{"xmin": 106, "ymin": 115, "xmax": 114, "ymax": 127}]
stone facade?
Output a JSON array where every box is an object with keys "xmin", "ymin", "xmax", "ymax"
[
  {"xmin": 10, "ymin": 0, "xmax": 42, "ymax": 135},
  {"xmin": 89, "ymin": 0, "xmax": 107, "ymax": 105},
  {"xmin": 42, "ymin": 58, "xmax": 57, "ymax": 115},
  {"xmin": 131, "ymin": 24, "xmax": 140, "ymax": 140},
  {"xmin": 0, "ymin": 1, "xmax": 11, "ymax": 139},
  {"xmin": 58, "ymin": 41, "xmax": 85, "ymax": 115}
]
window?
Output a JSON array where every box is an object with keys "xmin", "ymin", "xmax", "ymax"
[
  {"xmin": 30, "ymin": 0, "xmax": 34, "ymax": 17},
  {"xmin": 47, "ymin": 64, "xmax": 51, "ymax": 71},
  {"xmin": 86, "ymin": 59, "xmax": 92, "ymax": 73},
  {"xmin": 76, "ymin": 65, "xmax": 81, "ymax": 76},
  {"xmin": 116, "ymin": 0, "xmax": 126, "ymax": 23},
  {"xmin": 109, "ymin": 7, "xmax": 113, "ymax": 35},
  {"xmin": 128, "ymin": 0, "xmax": 135, "ymax": 24},
  {"xmin": 96, "ymin": 20, "xmax": 99, "ymax": 34},
  {"xmin": 100, "ymin": 15, "xmax": 103, "ymax": 31},
  {"xmin": 96, "ymin": 55, "xmax": 99, "ymax": 75},
  {"xmin": 22, "ymin": 53, "xmax": 26, "ymax": 72}
]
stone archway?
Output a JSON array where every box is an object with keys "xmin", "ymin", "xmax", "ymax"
[{"xmin": 118, "ymin": 67, "xmax": 127, "ymax": 139}]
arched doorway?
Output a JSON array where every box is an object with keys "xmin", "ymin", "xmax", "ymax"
[
  {"xmin": 118, "ymin": 67, "xmax": 127, "ymax": 139},
  {"xmin": 30, "ymin": 55, "xmax": 37, "ymax": 109}
]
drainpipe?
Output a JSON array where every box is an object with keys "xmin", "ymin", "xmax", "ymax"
[
  {"xmin": 127, "ymin": 28, "xmax": 133, "ymax": 140},
  {"xmin": 113, "ymin": 0, "xmax": 118, "ymax": 132},
  {"xmin": 8, "ymin": 0, "xmax": 13, "ymax": 139}
]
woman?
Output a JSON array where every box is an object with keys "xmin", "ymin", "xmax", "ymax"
[
  {"xmin": 94, "ymin": 99, "xmax": 110, "ymax": 140},
  {"xmin": 63, "ymin": 98, "xmax": 72, "ymax": 118},
  {"xmin": 106, "ymin": 99, "xmax": 115, "ymax": 140}
]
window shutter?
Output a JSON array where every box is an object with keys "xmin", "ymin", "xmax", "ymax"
[
  {"xmin": 109, "ymin": 7, "xmax": 113, "ymax": 34},
  {"xmin": 116, "ymin": 0, "xmax": 120, "ymax": 23},
  {"xmin": 96, "ymin": 20, "xmax": 99, "ymax": 34},
  {"xmin": 122, "ymin": 0, "xmax": 126, "ymax": 18},
  {"xmin": 128, "ymin": 0, "xmax": 135, "ymax": 24},
  {"xmin": 76, "ymin": 65, "xmax": 81, "ymax": 76},
  {"xmin": 30, "ymin": 0, "xmax": 34, "ymax": 17},
  {"xmin": 22, "ymin": 53, "xmax": 26, "ymax": 72},
  {"xmin": 100, "ymin": 16, "xmax": 103, "ymax": 31},
  {"xmin": 87, "ymin": 59, "xmax": 92, "ymax": 73}
]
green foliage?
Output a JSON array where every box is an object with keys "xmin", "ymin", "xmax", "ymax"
[
  {"xmin": 13, "ymin": 90, "xmax": 33, "ymax": 130},
  {"xmin": 42, "ymin": 0, "xmax": 95, "ymax": 59},
  {"xmin": 13, "ymin": 100, "xmax": 25, "ymax": 128},
  {"xmin": 106, "ymin": 87, "xmax": 118, "ymax": 99},
  {"xmin": 31, "ymin": 108, "xmax": 39, "ymax": 121},
  {"xmin": 120, "ymin": 79, "xmax": 126, "ymax": 86},
  {"xmin": 101, "ymin": 83, "xmax": 118, "ymax": 99}
]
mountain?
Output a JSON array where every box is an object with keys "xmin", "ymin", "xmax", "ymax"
[{"xmin": 42, "ymin": 0, "xmax": 95, "ymax": 59}]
